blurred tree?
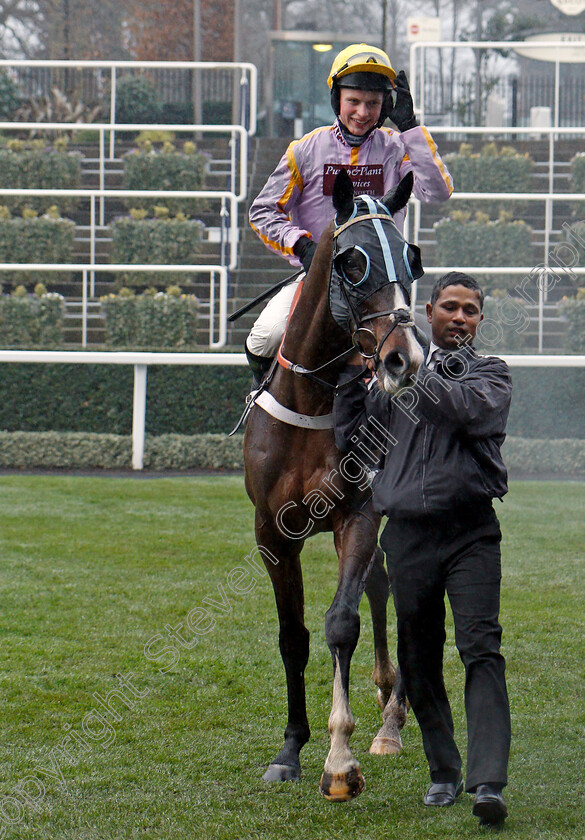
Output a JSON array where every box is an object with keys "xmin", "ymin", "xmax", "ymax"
[
  {"xmin": 0, "ymin": 0, "xmax": 133, "ymax": 60},
  {"xmin": 460, "ymin": 0, "xmax": 540, "ymax": 123},
  {"xmin": 39, "ymin": 0, "xmax": 132, "ymax": 59},
  {"xmin": 126, "ymin": 0, "xmax": 236, "ymax": 61},
  {"xmin": 126, "ymin": 0, "xmax": 193, "ymax": 60},
  {"xmin": 0, "ymin": 0, "xmax": 42, "ymax": 56}
]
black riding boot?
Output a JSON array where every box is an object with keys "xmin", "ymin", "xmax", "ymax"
[{"xmin": 245, "ymin": 344, "xmax": 272, "ymax": 389}]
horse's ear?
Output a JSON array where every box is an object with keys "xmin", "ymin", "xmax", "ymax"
[
  {"xmin": 332, "ymin": 168, "xmax": 355, "ymax": 223},
  {"xmin": 406, "ymin": 242, "xmax": 424, "ymax": 280},
  {"xmin": 381, "ymin": 171, "xmax": 414, "ymax": 216}
]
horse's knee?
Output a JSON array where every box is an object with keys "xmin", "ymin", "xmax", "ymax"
[{"xmin": 325, "ymin": 603, "xmax": 360, "ymax": 654}]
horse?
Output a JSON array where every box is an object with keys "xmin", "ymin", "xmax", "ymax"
[{"xmin": 243, "ymin": 168, "xmax": 425, "ymax": 801}]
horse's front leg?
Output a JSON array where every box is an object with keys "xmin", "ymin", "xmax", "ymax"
[
  {"xmin": 256, "ymin": 513, "xmax": 310, "ymax": 783},
  {"xmin": 319, "ymin": 514, "xmax": 377, "ymax": 801}
]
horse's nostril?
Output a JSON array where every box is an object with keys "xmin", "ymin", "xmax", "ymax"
[{"xmin": 383, "ymin": 350, "xmax": 408, "ymax": 375}]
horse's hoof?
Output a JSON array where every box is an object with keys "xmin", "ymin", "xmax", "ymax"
[
  {"xmin": 262, "ymin": 763, "xmax": 301, "ymax": 782},
  {"xmin": 319, "ymin": 767, "xmax": 365, "ymax": 801},
  {"xmin": 369, "ymin": 734, "xmax": 402, "ymax": 755}
]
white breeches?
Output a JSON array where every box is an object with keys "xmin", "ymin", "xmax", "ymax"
[{"xmin": 245, "ymin": 276, "xmax": 304, "ymax": 358}]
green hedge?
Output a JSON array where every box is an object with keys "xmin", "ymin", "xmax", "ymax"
[
  {"xmin": 444, "ymin": 142, "xmax": 533, "ymax": 215},
  {"xmin": 570, "ymin": 152, "xmax": 585, "ymax": 215},
  {"xmin": 110, "ymin": 215, "xmax": 204, "ymax": 287},
  {"xmin": 474, "ymin": 294, "xmax": 528, "ymax": 353},
  {"xmin": 0, "ymin": 364, "xmax": 583, "ymax": 440},
  {"xmin": 563, "ymin": 220, "xmax": 585, "ymax": 266},
  {"xmin": 506, "ymin": 367, "xmax": 585, "ymax": 439},
  {"xmin": 0, "ymin": 144, "xmax": 82, "ymax": 214},
  {"xmin": 122, "ymin": 143, "xmax": 207, "ymax": 215},
  {"xmin": 0, "ymin": 212, "xmax": 75, "ymax": 286},
  {"xmin": 558, "ymin": 290, "xmax": 585, "ymax": 353},
  {"xmin": 502, "ymin": 436, "xmax": 585, "ymax": 476},
  {"xmin": 114, "ymin": 75, "xmax": 162, "ymax": 125},
  {"xmin": 0, "ymin": 288, "xmax": 65, "ymax": 346},
  {"xmin": 101, "ymin": 288, "xmax": 199, "ymax": 349},
  {"xmin": 160, "ymin": 103, "xmax": 194, "ymax": 124},
  {"xmin": 434, "ymin": 213, "xmax": 534, "ymax": 293},
  {"xmin": 0, "ymin": 364, "xmax": 252, "ymax": 435},
  {"xmin": 0, "ymin": 70, "xmax": 22, "ymax": 119},
  {"xmin": 0, "ymin": 431, "xmax": 582, "ymax": 475},
  {"xmin": 0, "ymin": 432, "xmax": 244, "ymax": 470}
]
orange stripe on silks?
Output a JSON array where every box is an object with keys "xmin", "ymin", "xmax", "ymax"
[
  {"xmin": 286, "ymin": 143, "xmax": 305, "ymax": 190},
  {"xmin": 250, "ymin": 222, "xmax": 296, "ymax": 258},
  {"xmin": 277, "ymin": 279, "xmax": 305, "ymax": 370},
  {"xmin": 281, "ymin": 126, "xmax": 335, "ymax": 208},
  {"xmin": 421, "ymin": 126, "xmax": 454, "ymax": 195},
  {"xmin": 350, "ymin": 147, "xmax": 359, "ymax": 166},
  {"xmin": 275, "ymin": 145, "xmax": 304, "ymax": 213}
]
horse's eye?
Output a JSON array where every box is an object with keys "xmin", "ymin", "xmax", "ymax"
[{"xmin": 336, "ymin": 248, "xmax": 369, "ymax": 286}]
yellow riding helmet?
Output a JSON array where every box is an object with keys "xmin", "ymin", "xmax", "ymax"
[{"xmin": 327, "ymin": 43, "xmax": 396, "ymax": 90}]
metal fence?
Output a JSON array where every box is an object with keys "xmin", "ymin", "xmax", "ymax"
[
  {"xmin": 4, "ymin": 61, "xmax": 255, "ymax": 116},
  {"xmin": 422, "ymin": 72, "xmax": 585, "ymax": 128},
  {"xmin": 411, "ymin": 40, "xmax": 585, "ymax": 130}
]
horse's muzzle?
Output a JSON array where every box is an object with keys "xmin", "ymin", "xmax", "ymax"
[
  {"xmin": 378, "ymin": 344, "xmax": 423, "ymax": 394},
  {"xmin": 382, "ymin": 349, "xmax": 411, "ymax": 379}
]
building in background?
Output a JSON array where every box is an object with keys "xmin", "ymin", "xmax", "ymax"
[{"xmin": 266, "ymin": 31, "xmax": 382, "ymax": 136}]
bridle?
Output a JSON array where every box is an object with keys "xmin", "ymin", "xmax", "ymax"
[
  {"xmin": 277, "ymin": 203, "xmax": 416, "ymax": 392},
  {"xmin": 332, "ymin": 208, "xmax": 415, "ymax": 354}
]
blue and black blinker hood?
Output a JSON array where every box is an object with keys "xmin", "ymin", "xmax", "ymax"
[{"xmin": 328, "ymin": 194, "xmax": 424, "ymax": 333}]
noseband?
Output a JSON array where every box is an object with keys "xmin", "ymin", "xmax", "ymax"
[{"xmin": 354, "ymin": 308, "xmax": 415, "ymax": 369}]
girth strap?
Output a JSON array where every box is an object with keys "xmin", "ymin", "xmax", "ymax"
[{"xmin": 255, "ymin": 390, "xmax": 334, "ymax": 430}]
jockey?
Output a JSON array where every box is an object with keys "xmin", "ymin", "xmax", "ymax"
[{"xmin": 245, "ymin": 42, "xmax": 453, "ymax": 383}]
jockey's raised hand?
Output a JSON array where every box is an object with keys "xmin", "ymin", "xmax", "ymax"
[{"xmin": 388, "ymin": 71, "xmax": 418, "ymax": 132}]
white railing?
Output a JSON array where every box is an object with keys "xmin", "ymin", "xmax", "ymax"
[
  {"xmin": 0, "ymin": 62, "xmax": 256, "ymax": 204},
  {"xmin": 0, "ymin": 183, "xmax": 239, "ymax": 351},
  {"xmin": 409, "ymin": 40, "xmax": 585, "ymax": 200},
  {"xmin": 410, "ymin": 40, "xmax": 579, "ymax": 132},
  {"xmin": 0, "ymin": 60, "xmax": 257, "ymax": 350},
  {"xmin": 0, "ymin": 123, "xmax": 250, "ymax": 206},
  {"xmin": 0, "ymin": 59, "xmax": 257, "ymax": 138},
  {"xmin": 0, "ymin": 264, "xmax": 228, "ymax": 348},
  {"xmin": 0, "ymin": 351, "xmax": 583, "ymax": 471},
  {"xmin": 0, "ymin": 187, "xmax": 240, "ymax": 266},
  {"xmin": 405, "ymin": 189, "xmax": 585, "ymax": 352}
]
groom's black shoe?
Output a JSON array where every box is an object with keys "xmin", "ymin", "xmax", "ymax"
[
  {"xmin": 423, "ymin": 776, "xmax": 464, "ymax": 807},
  {"xmin": 472, "ymin": 784, "xmax": 508, "ymax": 826}
]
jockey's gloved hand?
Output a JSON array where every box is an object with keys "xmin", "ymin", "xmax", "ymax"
[
  {"xmin": 388, "ymin": 71, "xmax": 418, "ymax": 132},
  {"xmin": 293, "ymin": 236, "xmax": 317, "ymax": 273}
]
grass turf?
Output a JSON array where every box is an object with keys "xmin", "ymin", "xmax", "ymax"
[{"xmin": 0, "ymin": 476, "xmax": 583, "ymax": 839}]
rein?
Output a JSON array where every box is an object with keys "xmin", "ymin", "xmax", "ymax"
[
  {"xmin": 275, "ymin": 279, "xmax": 355, "ymax": 391},
  {"xmin": 277, "ymin": 307, "xmax": 414, "ymax": 394}
]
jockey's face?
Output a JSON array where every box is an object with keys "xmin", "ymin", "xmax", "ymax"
[
  {"xmin": 339, "ymin": 87, "xmax": 384, "ymax": 136},
  {"xmin": 426, "ymin": 284, "xmax": 484, "ymax": 350}
]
